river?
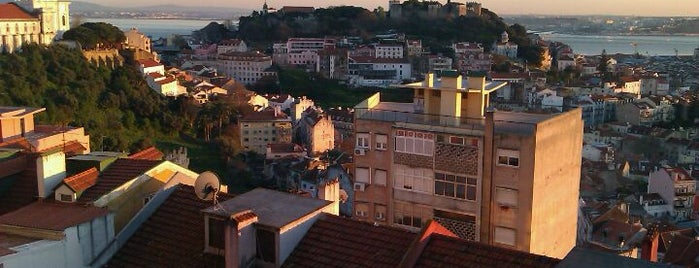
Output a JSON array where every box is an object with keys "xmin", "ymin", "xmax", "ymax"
[{"xmin": 85, "ymin": 18, "xmax": 699, "ymax": 56}]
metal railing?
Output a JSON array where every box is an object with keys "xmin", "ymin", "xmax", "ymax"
[{"xmin": 355, "ymin": 108, "xmax": 486, "ymax": 130}]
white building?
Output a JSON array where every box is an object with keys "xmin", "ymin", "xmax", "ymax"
[
  {"xmin": 428, "ymin": 55, "xmax": 453, "ymax": 72},
  {"xmin": 639, "ymin": 193, "xmax": 671, "ymax": 218},
  {"xmin": 0, "ymin": 0, "xmax": 70, "ymax": 53},
  {"xmin": 647, "ymin": 167, "xmax": 696, "ymax": 222},
  {"xmin": 146, "ymin": 73, "xmax": 185, "ymax": 96},
  {"xmin": 0, "ymin": 202, "xmax": 114, "ymax": 268},
  {"xmin": 492, "ymin": 32, "xmax": 518, "ymax": 59},
  {"xmin": 347, "ymin": 57, "xmax": 412, "ymax": 87},
  {"xmin": 217, "ymin": 39, "xmax": 247, "ymax": 55},
  {"xmin": 136, "ymin": 58, "xmax": 164, "ymax": 76},
  {"xmin": 273, "ymin": 38, "xmax": 334, "ymax": 69},
  {"xmin": 217, "ymin": 51, "xmax": 276, "ymax": 85},
  {"xmin": 375, "ymin": 44, "xmax": 404, "ymax": 58}
]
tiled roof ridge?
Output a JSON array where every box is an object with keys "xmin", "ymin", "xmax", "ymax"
[
  {"xmin": 128, "ymin": 146, "xmax": 164, "ymax": 160},
  {"xmin": 0, "ymin": 3, "xmax": 37, "ymax": 20},
  {"xmin": 63, "ymin": 167, "xmax": 99, "ymax": 192}
]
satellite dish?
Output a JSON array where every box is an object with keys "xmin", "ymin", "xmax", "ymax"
[{"xmin": 194, "ymin": 171, "xmax": 220, "ymax": 201}]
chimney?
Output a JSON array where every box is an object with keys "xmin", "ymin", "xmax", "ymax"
[
  {"xmin": 318, "ymin": 178, "xmax": 340, "ymax": 216},
  {"xmin": 225, "ymin": 210, "xmax": 259, "ymax": 268},
  {"xmin": 641, "ymin": 226, "xmax": 659, "ymax": 262}
]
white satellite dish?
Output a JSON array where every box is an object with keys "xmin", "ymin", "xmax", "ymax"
[{"xmin": 194, "ymin": 171, "xmax": 220, "ymax": 201}]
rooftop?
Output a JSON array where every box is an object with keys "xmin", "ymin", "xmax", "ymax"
[
  {"xmin": 0, "ymin": 3, "xmax": 37, "ymax": 20},
  {"xmin": 0, "ymin": 201, "xmax": 108, "ymax": 231},
  {"xmin": 240, "ymin": 109, "xmax": 290, "ymax": 121},
  {"xmin": 77, "ymin": 158, "xmax": 162, "ymax": 202},
  {"xmin": 128, "ymin": 146, "xmax": 164, "ymax": 160},
  {"xmin": 136, "ymin": 59, "xmax": 162, "ymax": 68},
  {"xmin": 282, "ymin": 214, "xmax": 416, "ymax": 268},
  {"xmin": 415, "ymin": 234, "xmax": 560, "ymax": 268},
  {"xmin": 0, "ymin": 106, "xmax": 44, "ymax": 118},
  {"xmin": 557, "ymin": 247, "xmax": 672, "ymax": 268},
  {"xmin": 202, "ymin": 188, "xmax": 332, "ymax": 229},
  {"xmin": 62, "ymin": 167, "xmax": 99, "ymax": 193},
  {"xmin": 108, "ymin": 185, "xmax": 232, "ymax": 267}
]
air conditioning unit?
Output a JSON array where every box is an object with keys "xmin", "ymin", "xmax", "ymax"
[
  {"xmin": 354, "ymin": 148, "xmax": 366, "ymax": 156},
  {"xmin": 354, "ymin": 182, "xmax": 366, "ymax": 192}
]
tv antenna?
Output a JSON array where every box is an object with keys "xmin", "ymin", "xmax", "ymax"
[{"xmin": 194, "ymin": 171, "xmax": 221, "ymax": 206}]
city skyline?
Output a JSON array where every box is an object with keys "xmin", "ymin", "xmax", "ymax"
[{"xmin": 86, "ymin": 0, "xmax": 699, "ymax": 16}]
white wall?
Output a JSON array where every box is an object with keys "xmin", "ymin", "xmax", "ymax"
[{"xmin": 36, "ymin": 151, "xmax": 66, "ymax": 198}]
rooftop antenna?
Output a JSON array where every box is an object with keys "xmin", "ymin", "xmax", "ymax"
[{"xmin": 194, "ymin": 171, "xmax": 221, "ymax": 207}]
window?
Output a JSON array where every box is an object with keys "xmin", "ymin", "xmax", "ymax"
[
  {"xmin": 374, "ymin": 169, "xmax": 387, "ymax": 186},
  {"xmin": 394, "ymin": 201, "xmax": 432, "ymax": 228},
  {"xmin": 356, "ymin": 167, "xmax": 370, "ymax": 184},
  {"xmin": 394, "ymin": 165, "xmax": 433, "ymax": 193},
  {"xmin": 375, "ymin": 205, "xmax": 386, "ymax": 221},
  {"xmin": 435, "ymin": 172, "xmax": 477, "ymax": 201},
  {"xmin": 207, "ymin": 217, "xmax": 225, "ymax": 250},
  {"xmin": 256, "ymin": 229, "xmax": 276, "ymax": 263},
  {"xmin": 376, "ymin": 134, "xmax": 388, "ymax": 150},
  {"xmin": 494, "ymin": 227, "xmax": 516, "ymax": 246},
  {"xmin": 59, "ymin": 193, "xmax": 72, "ymax": 202},
  {"xmin": 497, "ymin": 149, "xmax": 520, "ymax": 167},
  {"xmin": 450, "ymin": 136, "xmax": 465, "ymax": 145},
  {"xmin": 356, "ymin": 203, "xmax": 368, "ymax": 217},
  {"xmin": 496, "ymin": 187, "xmax": 518, "ymax": 208},
  {"xmin": 395, "ymin": 130, "xmax": 434, "ymax": 156},
  {"xmin": 356, "ymin": 133, "xmax": 370, "ymax": 148}
]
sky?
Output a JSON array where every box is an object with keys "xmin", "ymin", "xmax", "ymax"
[{"xmin": 94, "ymin": 0, "xmax": 699, "ymax": 16}]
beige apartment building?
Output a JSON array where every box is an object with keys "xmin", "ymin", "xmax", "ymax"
[
  {"xmin": 217, "ymin": 51, "xmax": 276, "ymax": 85},
  {"xmin": 352, "ymin": 72, "xmax": 582, "ymax": 259},
  {"xmin": 239, "ymin": 108, "xmax": 292, "ymax": 154}
]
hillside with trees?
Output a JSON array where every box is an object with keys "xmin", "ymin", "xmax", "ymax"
[
  {"xmin": 234, "ymin": 5, "xmax": 543, "ymax": 65},
  {"xmin": 0, "ymin": 43, "xmax": 183, "ymax": 151}
]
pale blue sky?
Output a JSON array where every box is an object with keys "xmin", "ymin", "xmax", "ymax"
[{"xmin": 96, "ymin": 0, "xmax": 699, "ymax": 16}]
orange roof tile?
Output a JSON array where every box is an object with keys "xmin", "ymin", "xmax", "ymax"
[
  {"xmin": 77, "ymin": 158, "xmax": 162, "ymax": 202},
  {"xmin": 0, "ymin": 201, "xmax": 108, "ymax": 231},
  {"xmin": 128, "ymin": 146, "xmax": 164, "ymax": 160},
  {"xmin": 0, "ymin": 3, "xmax": 37, "ymax": 20},
  {"xmin": 136, "ymin": 59, "xmax": 162, "ymax": 68},
  {"xmin": 62, "ymin": 167, "xmax": 99, "ymax": 193}
]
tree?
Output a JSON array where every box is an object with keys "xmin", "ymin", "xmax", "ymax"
[{"xmin": 598, "ymin": 49, "xmax": 612, "ymax": 81}]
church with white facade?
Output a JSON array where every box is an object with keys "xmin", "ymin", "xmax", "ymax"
[{"xmin": 0, "ymin": 0, "xmax": 70, "ymax": 53}]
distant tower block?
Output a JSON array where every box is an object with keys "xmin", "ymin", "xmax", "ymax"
[{"xmin": 389, "ymin": 0, "xmax": 402, "ymax": 18}]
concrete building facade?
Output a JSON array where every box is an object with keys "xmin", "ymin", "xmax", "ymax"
[{"xmin": 352, "ymin": 72, "xmax": 582, "ymax": 259}]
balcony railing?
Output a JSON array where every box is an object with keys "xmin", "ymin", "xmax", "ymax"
[{"xmin": 355, "ymin": 108, "xmax": 486, "ymax": 130}]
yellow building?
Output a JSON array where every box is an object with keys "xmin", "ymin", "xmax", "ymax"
[
  {"xmin": 0, "ymin": 0, "xmax": 70, "ymax": 53},
  {"xmin": 352, "ymin": 71, "xmax": 582, "ymax": 259},
  {"xmin": 124, "ymin": 27, "xmax": 151, "ymax": 53},
  {"xmin": 240, "ymin": 108, "xmax": 292, "ymax": 154}
]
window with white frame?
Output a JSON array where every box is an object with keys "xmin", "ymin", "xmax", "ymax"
[
  {"xmin": 375, "ymin": 204, "xmax": 386, "ymax": 221},
  {"xmin": 434, "ymin": 172, "xmax": 478, "ymax": 201},
  {"xmin": 376, "ymin": 134, "xmax": 388, "ymax": 150},
  {"xmin": 356, "ymin": 133, "xmax": 370, "ymax": 149},
  {"xmin": 355, "ymin": 203, "xmax": 369, "ymax": 217},
  {"xmin": 374, "ymin": 169, "xmax": 387, "ymax": 186},
  {"xmin": 495, "ymin": 187, "xmax": 518, "ymax": 208},
  {"xmin": 355, "ymin": 167, "xmax": 370, "ymax": 184},
  {"xmin": 395, "ymin": 130, "xmax": 434, "ymax": 156},
  {"xmin": 494, "ymin": 227, "xmax": 516, "ymax": 246},
  {"xmin": 394, "ymin": 165, "xmax": 433, "ymax": 193},
  {"xmin": 497, "ymin": 149, "xmax": 520, "ymax": 167}
]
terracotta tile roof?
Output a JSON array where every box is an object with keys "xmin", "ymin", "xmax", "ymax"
[
  {"xmin": 268, "ymin": 143, "xmax": 304, "ymax": 154},
  {"xmin": 282, "ymin": 214, "xmax": 417, "ymax": 268},
  {"xmin": 147, "ymin": 72, "xmax": 164, "ymax": 79},
  {"xmin": 663, "ymin": 235, "xmax": 699, "ymax": 266},
  {"xmin": 62, "ymin": 167, "xmax": 99, "ymax": 193},
  {"xmin": 414, "ymin": 234, "xmax": 560, "ymax": 268},
  {"xmin": 0, "ymin": 201, "xmax": 108, "ymax": 231},
  {"xmin": 128, "ymin": 146, "xmax": 164, "ymax": 160},
  {"xmin": 240, "ymin": 109, "xmax": 289, "ymax": 121},
  {"xmin": 136, "ymin": 59, "xmax": 162, "ymax": 68},
  {"xmin": 219, "ymin": 39, "xmax": 243, "ymax": 46},
  {"xmin": 0, "ymin": 3, "xmax": 37, "ymax": 20},
  {"xmin": 77, "ymin": 158, "xmax": 162, "ymax": 202},
  {"xmin": 107, "ymin": 185, "xmax": 232, "ymax": 268}
]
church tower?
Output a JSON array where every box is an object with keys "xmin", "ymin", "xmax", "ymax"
[{"xmin": 16, "ymin": 0, "xmax": 71, "ymax": 42}]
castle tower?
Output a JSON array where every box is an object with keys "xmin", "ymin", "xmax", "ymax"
[{"xmin": 263, "ymin": 0, "xmax": 268, "ymax": 14}]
